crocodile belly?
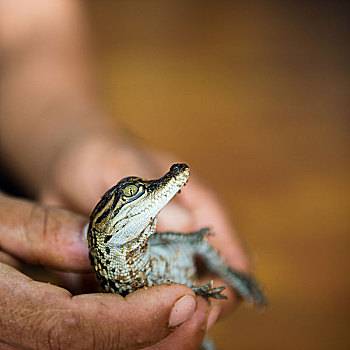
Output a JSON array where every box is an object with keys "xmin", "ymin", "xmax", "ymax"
[{"xmin": 147, "ymin": 242, "xmax": 197, "ymax": 287}]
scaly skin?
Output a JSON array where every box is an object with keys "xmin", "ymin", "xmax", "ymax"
[{"xmin": 87, "ymin": 163, "xmax": 266, "ymax": 306}]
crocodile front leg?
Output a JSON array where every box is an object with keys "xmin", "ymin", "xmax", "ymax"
[{"xmin": 192, "ymin": 281, "xmax": 227, "ymax": 301}]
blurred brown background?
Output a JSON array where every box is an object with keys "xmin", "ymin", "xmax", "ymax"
[{"xmin": 86, "ymin": 1, "xmax": 349, "ymax": 349}]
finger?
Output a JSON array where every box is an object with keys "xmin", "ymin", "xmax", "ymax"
[
  {"xmin": 41, "ymin": 139, "xmax": 160, "ymax": 215},
  {"xmin": 184, "ymin": 183, "xmax": 252, "ymax": 317},
  {"xmin": 0, "ymin": 250, "xmax": 22, "ymax": 269},
  {"xmin": 0, "ymin": 263, "xmax": 201, "ymax": 350},
  {"xmin": 52, "ymin": 271, "xmax": 98, "ymax": 294},
  {"xmin": 0, "ymin": 193, "xmax": 90, "ymax": 272},
  {"xmin": 0, "ymin": 341, "xmax": 23, "ymax": 350},
  {"xmin": 147, "ymin": 156, "xmax": 251, "ymax": 272},
  {"xmin": 146, "ymin": 297, "xmax": 208, "ymax": 350},
  {"xmin": 157, "ymin": 200, "xmax": 193, "ymax": 231},
  {"xmin": 180, "ymin": 177, "xmax": 251, "ymax": 272},
  {"xmin": 158, "ymin": 176, "xmax": 251, "ymax": 317}
]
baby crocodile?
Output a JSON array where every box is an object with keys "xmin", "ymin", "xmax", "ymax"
[{"xmin": 87, "ymin": 164, "xmax": 266, "ymax": 345}]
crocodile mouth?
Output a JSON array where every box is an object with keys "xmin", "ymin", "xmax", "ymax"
[
  {"xmin": 148, "ymin": 163, "xmax": 189, "ymax": 192},
  {"xmin": 129, "ymin": 163, "xmax": 190, "ymax": 218},
  {"xmin": 149, "ymin": 163, "xmax": 189, "ymax": 210}
]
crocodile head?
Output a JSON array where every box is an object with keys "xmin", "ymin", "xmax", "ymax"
[{"xmin": 89, "ymin": 163, "xmax": 190, "ymax": 247}]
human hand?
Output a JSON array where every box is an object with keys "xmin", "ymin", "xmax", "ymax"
[
  {"xmin": 0, "ymin": 193, "xmax": 209, "ymax": 350},
  {"xmin": 40, "ymin": 137, "xmax": 252, "ymax": 320}
]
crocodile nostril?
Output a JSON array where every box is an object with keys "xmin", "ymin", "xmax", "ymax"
[{"xmin": 170, "ymin": 163, "xmax": 189, "ymax": 174}]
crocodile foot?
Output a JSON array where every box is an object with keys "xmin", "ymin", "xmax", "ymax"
[{"xmin": 192, "ymin": 281, "xmax": 227, "ymax": 301}]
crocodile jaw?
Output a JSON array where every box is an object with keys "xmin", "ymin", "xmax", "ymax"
[{"xmin": 107, "ymin": 164, "xmax": 190, "ymax": 247}]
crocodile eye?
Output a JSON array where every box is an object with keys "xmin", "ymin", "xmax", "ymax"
[{"xmin": 123, "ymin": 184, "xmax": 139, "ymax": 197}]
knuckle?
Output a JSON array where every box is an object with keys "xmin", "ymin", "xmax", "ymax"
[
  {"xmin": 44, "ymin": 311, "xmax": 118, "ymax": 350},
  {"xmin": 35, "ymin": 311, "xmax": 95, "ymax": 350},
  {"xmin": 23, "ymin": 203, "xmax": 48, "ymax": 260},
  {"xmin": 23, "ymin": 204, "xmax": 69, "ymax": 265}
]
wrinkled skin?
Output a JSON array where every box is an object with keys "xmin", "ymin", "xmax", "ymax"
[
  {"xmin": 0, "ymin": 140, "xmax": 250, "ymax": 349},
  {"xmin": 0, "ymin": 0, "xmax": 251, "ymax": 348}
]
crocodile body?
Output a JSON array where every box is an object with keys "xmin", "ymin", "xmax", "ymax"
[
  {"xmin": 88, "ymin": 164, "xmax": 266, "ymax": 349},
  {"xmin": 88, "ymin": 163, "xmax": 266, "ymax": 306}
]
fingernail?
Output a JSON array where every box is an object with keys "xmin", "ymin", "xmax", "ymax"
[
  {"xmin": 206, "ymin": 305, "xmax": 221, "ymax": 331},
  {"xmin": 82, "ymin": 223, "xmax": 89, "ymax": 241},
  {"xmin": 169, "ymin": 295, "xmax": 197, "ymax": 328}
]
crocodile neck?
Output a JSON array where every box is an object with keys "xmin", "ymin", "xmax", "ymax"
[{"xmin": 106, "ymin": 218, "xmax": 157, "ymax": 285}]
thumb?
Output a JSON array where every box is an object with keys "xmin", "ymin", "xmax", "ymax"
[
  {"xmin": 0, "ymin": 263, "xmax": 202, "ymax": 349},
  {"xmin": 0, "ymin": 192, "xmax": 90, "ymax": 271}
]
